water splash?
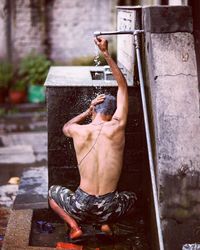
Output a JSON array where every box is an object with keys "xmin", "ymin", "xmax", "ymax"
[
  {"xmin": 94, "ymin": 44, "xmax": 103, "ymax": 94},
  {"xmin": 94, "ymin": 44, "xmax": 101, "ymax": 76}
]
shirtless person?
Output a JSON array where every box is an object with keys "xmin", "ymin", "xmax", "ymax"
[{"xmin": 49, "ymin": 37, "xmax": 137, "ymax": 239}]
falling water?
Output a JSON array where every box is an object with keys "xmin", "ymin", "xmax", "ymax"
[
  {"xmin": 94, "ymin": 43, "xmax": 102, "ymax": 93},
  {"xmin": 94, "ymin": 44, "xmax": 101, "ymax": 76}
]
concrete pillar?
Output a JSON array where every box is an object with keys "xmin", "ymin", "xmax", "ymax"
[
  {"xmin": 190, "ymin": 0, "xmax": 200, "ymax": 90},
  {"xmin": 143, "ymin": 6, "xmax": 200, "ymax": 249}
]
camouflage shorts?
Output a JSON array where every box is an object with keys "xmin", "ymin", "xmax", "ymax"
[{"xmin": 49, "ymin": 185, "xmax": 137, "ymax": 224}]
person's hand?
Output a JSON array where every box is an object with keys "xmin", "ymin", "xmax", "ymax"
[
  {"xmin": 94, "ymin": 37, "xmax": 108, "ymax": 54},
  {"xmin": 89, "ymin": 94, "xmax": 106, "ymax": 113}
]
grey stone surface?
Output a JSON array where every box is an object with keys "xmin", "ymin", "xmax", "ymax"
[
  {"xmin": 9, "ymin": 0, "xmax": 46, "ymax": 62},
  {"xmin": 0, "ymin": 0, "xmax": 7, "ymax": 59},
  {"xmin": 2, "ymin": 209, "xmax": 56, "ymax": 250},
  {"xmin": 0, "ymin": 0, "xmax": 117, "ymax": 63},
  {"xmin": 144, "ymin": 6, "xmax": 200, "ymax": 250},
  {"xmin": 149, "ymin": 33, "xmax": 200, "ymax": 176},
  {"xmin": 1, "ymin": 132, "xmax": 47, "ymax": 163},
  {"xmin": 49, "ymin": 0, "xmax": 117, "ymax": 62},
  {"xmin": 151, "ymin": 33, "xmax": 197, "ymax": 77},
  {"xmin": 0, "ymin": 145, "xmax": 35, "ymax": 164},
  {"xmin": 0, "ymin": 184, "xmax": 19, "ymax": 207},
  {"xmin": 0, "ymin": 107, "xmax": 47, "ymax": 133},
  {"xmin": 13, "ymin": 166, "xmax": 48, "ymax": 210},
  {"xmin": 143, "ymin": 6, "xmax": 193, "ymax": 33},
  {"xmin": 45, "ymin": 66, "xmax": 119, "ymax": 87},
  {"xmin": 2, "ymin": 209, "xmax": 33, "ymax": 249}
]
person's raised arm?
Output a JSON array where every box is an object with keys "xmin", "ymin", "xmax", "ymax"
[
  {"xmin": 63, "ymin": 94, "xmax": 105, "ymax": 137},
  {"xmin": 94, "ymin": 37, "xmax": 128, "ymax": 127}
]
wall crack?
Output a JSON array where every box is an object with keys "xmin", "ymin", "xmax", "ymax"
[{"xmin": 154, "ymin": 73, "xmax": 197, "ymax": 80}]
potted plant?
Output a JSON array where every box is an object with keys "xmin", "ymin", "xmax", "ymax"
[
  {"xmin": 0, "ymin": 61, "xmax": 13, "ymax": 103},
  {"xmin": 9, "ymin": 79, "xmax": 26, "ymax": 104},
  {"xmin": 19, "ymin": 53, "xmax": 51, "ymax": 103}
]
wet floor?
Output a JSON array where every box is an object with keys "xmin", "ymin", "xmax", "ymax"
[{"xmin": 30, "ymin": 209, "xmax": 150, "ymax": 250}]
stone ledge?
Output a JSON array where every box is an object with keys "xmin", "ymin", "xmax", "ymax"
[
  {"xmin": 0, "ymin": 145, "xmax": 35, "ymax": 164},
  {"xmin": 2, "ymin": 209, "xmax": 56, "ymax": 250}
]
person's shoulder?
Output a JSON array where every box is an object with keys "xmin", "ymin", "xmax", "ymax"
[
  {"xmin": 104, "ymin": 120, "xmax": 125, "ymax": 135},
  {"xmin": 75, "ymin": 124, "xmax": 90, "ymax": 132},
  {"xmin": 109, "ymin": 117, "xmax": 126, "ymax": 129}
]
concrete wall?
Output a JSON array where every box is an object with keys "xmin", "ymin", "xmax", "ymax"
[
  {"xmin": 0, "ymin": 0, "xmax": 7, "ymax": 59},
  {"xmin": 49, "ymin": 0, "xmax": 116, "ymax": 62},
  {"xmin": 0, "ymin": 0, "xmax": 117, "ymax": 63},
  {"xmin": 11, "ymin": 0, "xmax": 46, "ymax": 61},
  {"xmin": 143, "ymin": 6, "xmax": 200, "ymax": 249}
]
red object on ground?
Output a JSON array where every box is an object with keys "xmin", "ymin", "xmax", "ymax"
[{"xmin": 56, "ymin": 242, "xmax": 83, "ymax": 250}]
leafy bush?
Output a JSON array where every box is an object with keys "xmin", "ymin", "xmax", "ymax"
[
  {"xmin": 0, "ymin": 61, "xmax": 13, "ymax": 89},
  {"xmin": 10, "ymin": 79, "xmax": 26, "ymax": 91},
  {"xmin": 19, "ymin": 53, "xmax": 51, "ymax": 85}
]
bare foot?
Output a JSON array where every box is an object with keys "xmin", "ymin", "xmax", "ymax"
[
  {"xmin": 101, "ymin": 224, "xmax": 112, "ymax": 236},
  {"xmin": 69, "ymin": 227, "xmax": 83, "ymax": 239}
]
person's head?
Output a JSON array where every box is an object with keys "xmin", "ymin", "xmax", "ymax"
[{"xmin": 93, "ymin": 94, "xmax": 116, "ymax": 120}]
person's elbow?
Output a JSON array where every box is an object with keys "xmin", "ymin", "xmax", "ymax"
[{"xmin": 62, "ymin": 123, "xmax": 71, "ymax": 137}]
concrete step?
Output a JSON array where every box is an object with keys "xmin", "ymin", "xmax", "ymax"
[
  {"xmin": 0, "ymin": 132, "xmax": 47, "ymax": 163},
  {"xmin": 0, "ymin": 145, "xmax": 35, "ymax": 164},
  {"xmin": 13, "ymin": 166, "xmax": 48, "ymax": 210},
  {"xmin": 0, "ymin": 103, "xmax": 47, "ymax": 133}
]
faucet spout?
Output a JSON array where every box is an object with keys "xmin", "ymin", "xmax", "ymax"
[{"xmin": 94, "ymin": 30, "xmax": 144, "ymax": 37}]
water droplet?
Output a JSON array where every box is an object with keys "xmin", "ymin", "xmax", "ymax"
[{"xmin": 94, "ymin": 44, "xmax": 101, "ymax": 77}]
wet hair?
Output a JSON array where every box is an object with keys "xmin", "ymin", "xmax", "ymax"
[{"xmin": 94, "ymin": 94, "xmax": 116, "ymax": 116}]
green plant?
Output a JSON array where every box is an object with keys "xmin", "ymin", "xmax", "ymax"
[
  {"xmin": 19, "ymin": 53, "xmax": 51, "ymax": 85},
  {"xmin": 10, "ymin": 79, "xmax": 26, "ymax": 91},
  {"xmin": 0, "ymin": 61, "xmax": 13, "ymax": 89},
  {"xmin": 0, "ymin": 107, "xmax": 6, "ymax": 117}
]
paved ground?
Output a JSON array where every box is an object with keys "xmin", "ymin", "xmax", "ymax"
[{"xmin": 0, "ymin": 103, "xmax": 47, "ymax": 249}]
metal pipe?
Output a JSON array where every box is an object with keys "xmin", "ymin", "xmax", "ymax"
[
  {"xmin": 134, "ymin": 33, "xmax": 165, "ymax": 250},
  {"xmin": 95, "ymin": 29, "xmax": 164, "ymax": 249},
  {"xmin": 93, "ymin": 30, "xmax": 144, "ymax": 37}
]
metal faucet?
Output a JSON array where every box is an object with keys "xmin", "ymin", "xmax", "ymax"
[{"xmin": 93, "ymin": 30, "xmax": 144, "ymax": 37}]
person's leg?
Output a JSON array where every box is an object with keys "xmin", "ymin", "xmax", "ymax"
[
  {"xmin": 48, "ymin": 185, "xmax": 83, "ymax": 239},
  {"xmin": 90, "ymin": 193, "xmax": 115, "ymax": 236},
  {"xmin": 101, "ymin": 190, "xmax": 137, "ymax": 228},
  {"xmin": 115, "ymin": 191, "xmax": 137, "ymax": 218},
  {"xmin": 100, "ymin": 224, "xmax": 112, "ymax": 235},
  {"xmin": 49, "ymin": 198, "xmax": 82, "ymax": 239}
]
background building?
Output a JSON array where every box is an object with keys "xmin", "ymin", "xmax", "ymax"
[{"xmin": 0, "ymin": 0, "xmax": 191, "ymax": 64}]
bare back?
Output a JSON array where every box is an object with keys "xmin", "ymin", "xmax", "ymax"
[
  {"xmin": 63, "ymin": 38, "xmax": 129, "ymax": 196},
  {"xmin": 72, "ymin": 121, "xmax": 125, "ymax": 195}
]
